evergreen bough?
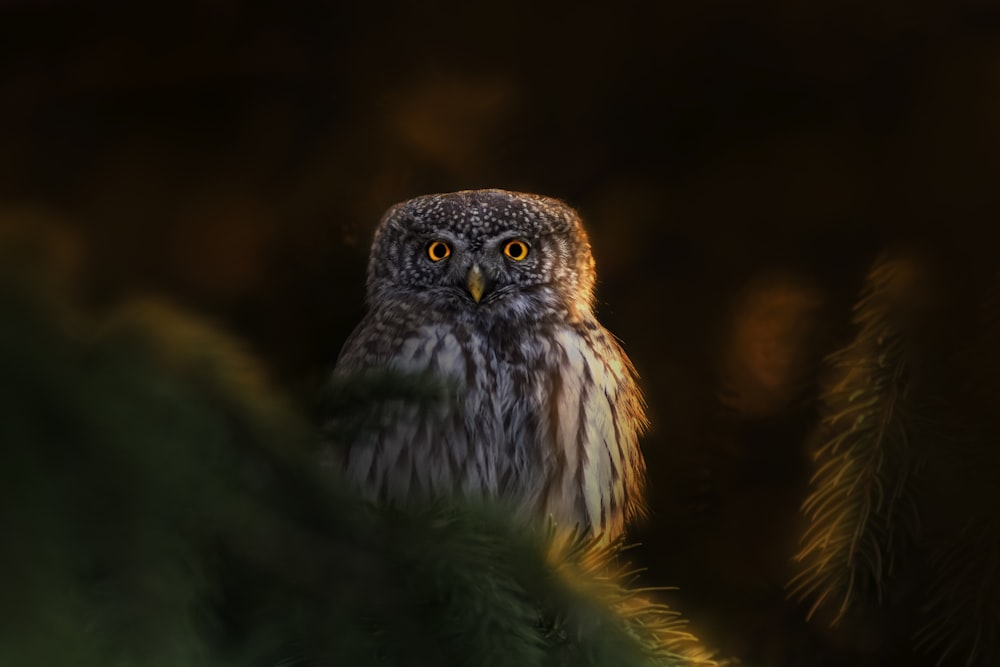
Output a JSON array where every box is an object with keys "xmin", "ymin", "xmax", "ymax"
[{"xmin": 789, "ymin": 251, "xmax": 1000, "ymax": 666}]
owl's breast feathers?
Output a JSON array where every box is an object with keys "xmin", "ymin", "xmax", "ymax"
[{"xmin": 335, "ymin": 309, "xmax": 647, "ymax": 542}]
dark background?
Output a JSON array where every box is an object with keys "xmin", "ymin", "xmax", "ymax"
[{"xmin": 2, "ymin": 1, "xmax": 998, "ymax": 665}]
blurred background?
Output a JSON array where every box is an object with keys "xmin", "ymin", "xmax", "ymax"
[{"xmin": 2, "ymin": 1, "xmax": 999, "ymax": 665}]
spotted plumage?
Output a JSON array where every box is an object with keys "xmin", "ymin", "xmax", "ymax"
[{"xmin": 333, "ymin": 189, "xmax": 647, "ymax": 541}]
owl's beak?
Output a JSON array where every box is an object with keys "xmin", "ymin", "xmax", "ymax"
[{"xmin": 467, "ymin": 264, "xmax": 486, "ymax": 303}]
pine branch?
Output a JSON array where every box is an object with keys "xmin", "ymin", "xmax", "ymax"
[
  {"xmin": 541, "ymin": 529, "xmax": 720, "ymax": 667},
  {"xmin": 913, "ymin": 267, "xmax": 1000, "ymax": 667},
  {"xmin": 788, "ymin": 254, "xmax": 924, "ymax": 624},
  {"xmin": 916, "ymin": 519, "xmax": 1000, "ymax": 667}
]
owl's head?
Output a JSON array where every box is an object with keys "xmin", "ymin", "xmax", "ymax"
[{"xmin": 364, "ymin": 190, "xmax": 597, "ymax": 323}]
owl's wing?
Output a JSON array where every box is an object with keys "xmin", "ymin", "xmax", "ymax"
[
  {"xmin": 333, "ymin": 310, "xmax": 406, "ymax": 372},
  {"xmin": 539, "ymin": 325, "xmax": 648, "ymax": 541},
  {"xmin": 330, "ymin": 314, "xmax": 476, "ymax": 505}
]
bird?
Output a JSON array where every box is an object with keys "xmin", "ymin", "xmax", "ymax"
[{"xmin": 332, "ymin": 189, "xmax": 647, "ymax": 542}]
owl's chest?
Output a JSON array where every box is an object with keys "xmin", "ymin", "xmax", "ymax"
[
  {"xmin": 391, "ymin": 322, "xmax": 565, "ymax": 437},
  {"xmin": 396, "ymin": 322, "xmax": 545, "ymax": 383}
]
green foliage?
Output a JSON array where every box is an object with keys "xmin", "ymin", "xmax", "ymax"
[{"xmin": 0, "ymin": 255, "xmax": 717, "ymax": 667}]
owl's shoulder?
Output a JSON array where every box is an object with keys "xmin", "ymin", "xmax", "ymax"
[
  {"xmin": 336, "ymin": 306, "xmax": 420, "ymax": 370},
  {"xmin": 335, "ymin": 306, "xmax": 474, "ymax": 372}
]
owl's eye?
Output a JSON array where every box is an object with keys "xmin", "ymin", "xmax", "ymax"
[
  {"xmin": 503, "ymin": 239, "xmax": 530, "ymax": 261},
  {"xmin": 426, "ymin": 240, "xmax": 451, "ymax": 262}
]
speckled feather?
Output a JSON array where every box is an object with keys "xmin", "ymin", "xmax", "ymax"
[{"xmin": 334, "ymin": 190, "xmax": 647, "ymax": 541}]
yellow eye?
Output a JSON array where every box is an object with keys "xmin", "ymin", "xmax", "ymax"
[
  {"xmin": 427, "ymin": 240, "xmax": 451, "ymax": 262},
  {"xmin": 503, "ymin": 239, "xmax": 530, "ymax": 261}
]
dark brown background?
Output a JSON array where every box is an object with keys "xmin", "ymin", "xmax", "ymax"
[{"xmin": 2, "ymin": 1, "xmax": 998, "ymax": 665}]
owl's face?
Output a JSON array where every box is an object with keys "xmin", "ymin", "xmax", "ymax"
[{"xmin": 365, "ymin": 190, "xmax": 597, "ymax": 323}]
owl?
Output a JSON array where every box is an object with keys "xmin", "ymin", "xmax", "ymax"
[{"xmin": 333, "ymin": 189, "xmax": 647, "ymax": 541}]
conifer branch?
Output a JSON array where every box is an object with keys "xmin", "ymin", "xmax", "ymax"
[
  {"xmin": 914, "ymin": 267, "xmax": 1000, "ymax": 666},
  {"xmin": 916, "ymin": 519, "xmax": 1000, "ymax": 667},
  {"xmin": 788, "ymin": 255, "xmax": 923, "ymax": 624},
  {"xmin": 543, "ymin": 529, "xmax": 719, "ymax": 666}
]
